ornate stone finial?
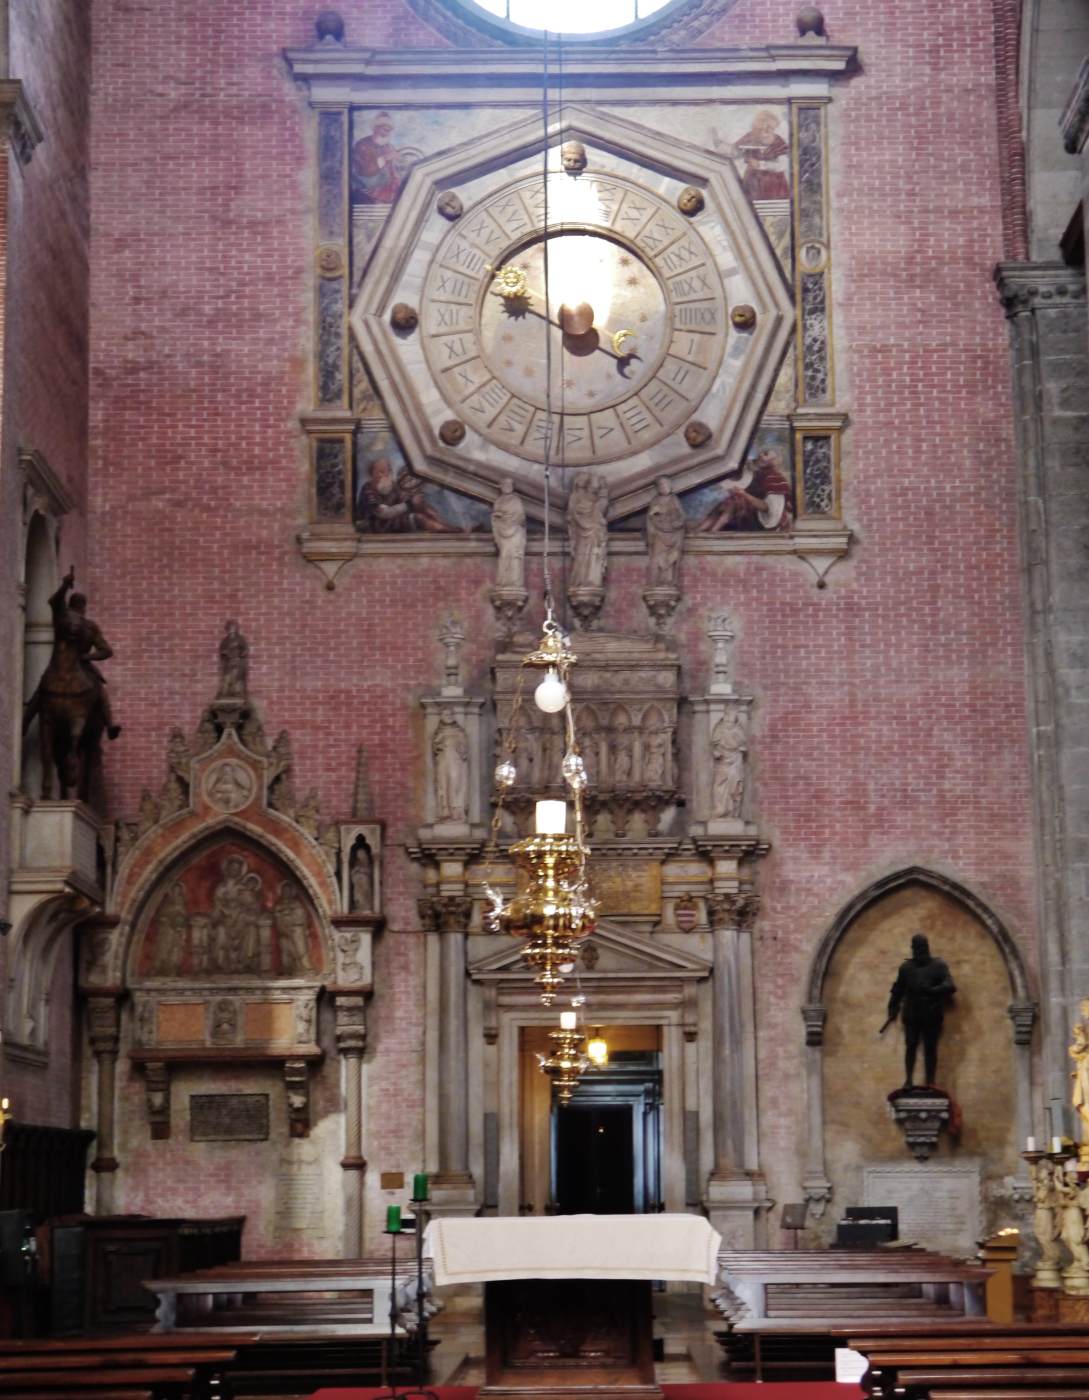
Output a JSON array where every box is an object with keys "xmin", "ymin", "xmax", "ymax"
[
  {"xmin": 315, "ymin": 10, "xmax": 345, "ymax": 43},
  {"xmin": 438, "ymin": 617, "xmax": 466, "ymax": 693},
  {"xmin": 796, "ymin": 4, "xmax": 825, "ymax": 37},
  {"xmin": 707, "ymin": 613, "xmax": 736, "ymax": 695},
  {"xmin": 352, "ymin": 744, "xmax": 373, "ymax": 818}
]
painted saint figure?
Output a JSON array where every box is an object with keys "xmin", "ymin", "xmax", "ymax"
[
  {"xmin": 885, "ymin": 933, "xmax": 956, "ymax": 1088},
  {"xmin": 351, "ymin": 111, "xmax": 409, "ymax": 204},
  {"xmin": 433, "ymin": 711, "xmax": 470, "ymax": 823},
  {"xmin": 716, "ymin": 110, "xmax": 790, "ymax": 202},
  {"xmin": 645, "ymin": 476, "xmax": 686, "ymax": 587},
  {"xmin": 696, "ymin": 451, "xmax": 792, "ymax": 534},
  {"xmin": 356, "ymin": 457, "xmax": 461, "ymax": 534},
  {"xmin": 491, "ymin": 479, "xmax": 527, "ymax": 589}
]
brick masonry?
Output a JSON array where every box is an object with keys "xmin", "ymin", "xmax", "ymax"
[{"xmin": 0, "ymin": 0, "xmax": 1052, "ymax": 1245}]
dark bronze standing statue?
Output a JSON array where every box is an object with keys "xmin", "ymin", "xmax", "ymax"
[
  {"xmin": 882, "ymin": 932, "xmax": 956, "ymax": 1088},
  {"xmin": 23, "ymin": 567, "xmax": 121, "ymax": 801}
]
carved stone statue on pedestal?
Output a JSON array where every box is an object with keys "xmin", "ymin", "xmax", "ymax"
[
  {"xmin": 217, "ymin": 620, "xmax": 249, "ymax": 700},
  {"xmin": 710, "ymin": 710, "xmax": 747, "ymax": 818},
  {"xmin": 1031, "ymin": 1157, "xmax": 1064, "ymax": 1288},
  {"xmin": 490, "ymin": 478, "xmax": 528, "ymax": 633},
  {"xmin": 433, "ymin": 711, "xmax": 470, "ymax": 823},
  {"xmin": 643, "ymin": 476, "xmax": 685, "ymax": 631},
  {"xmin": 567, "ymin": 470, "xmax": 608, "ymax": 629}
]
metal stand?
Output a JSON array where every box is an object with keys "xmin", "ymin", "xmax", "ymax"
[{"xmin": 373, "ymin": 1212, "xmax": 437, "ymax": 1400}]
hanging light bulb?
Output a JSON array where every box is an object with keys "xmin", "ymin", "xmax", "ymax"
[
  {"xmin": 534, "ymin": 666, "xmax": 567, "ymax": 713},
  {"xmin": 586, "ymin": 1028, "xmax": 609, "ymax": 1067}
]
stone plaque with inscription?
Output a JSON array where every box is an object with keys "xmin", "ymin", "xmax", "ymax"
[
  {"xmin": 863, "ymin": 1162, "xmax": 981, "ymax": 1255},
  {"xmin": 589, "ymin": 859, "xmax": 662, "ymax": 917},
  {"xmin": 190, "ymin": 1093, "xmax": 270, "ymax": 1142}
]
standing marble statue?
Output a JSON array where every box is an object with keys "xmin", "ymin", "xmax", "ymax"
[
  {"xmin": 568, "ymin": 471, "xmax": 608, "ymax": 589},
  {"xmin": 491, "ymin": 479, "xmax": 526, "ymax": 589},
  {"xmin": 710, "ymin": 710, "xmax": 747, "ymax": 818},
  {"xmin": 1058, "ymin": 1166, "xmax": 1089, "ymax": 1282},
  {"xmin": 1070, "ymin": 999, "xmax": 1089, "ymax": 1147},
  {"xmin": 433, "ymin": 711, "xmax": 470, "ymax": 823},
  {"xmin": 217, "ymin": 620, "xmax": 249, "ymax": 700},
  {"xmin": 1032, "ymin": 1159, "xmax": 1063, "ymax": 1284},
  {"xmin": 645, "ymin": 476, "xmax": 686, "ymax": 587},
  {"xmin": 350, "ymin": 845, "xmax": 373, "ymax": 911}
]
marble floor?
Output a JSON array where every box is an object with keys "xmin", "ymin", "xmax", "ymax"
[{"xmin": 430, "ymin": 1285, "xmax": 724, "ymax": 1387}]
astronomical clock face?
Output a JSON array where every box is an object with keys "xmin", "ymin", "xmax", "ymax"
[
  {"xmin": 422, "ymin": 176, "xmax": 728, "ymax": 466},
  {"xmin": 351, "ymin": 108, "xmax": 793, "ymax": 517}
]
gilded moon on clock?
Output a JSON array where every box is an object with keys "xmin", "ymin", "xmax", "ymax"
[{"xmin": 421, "ymin": 174, "xmax": 729, "ymax": 466}]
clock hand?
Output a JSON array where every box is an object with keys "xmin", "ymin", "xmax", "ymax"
[{"xmin": 510, "ymin": 303, "xmax": 636, "ymax": 365}]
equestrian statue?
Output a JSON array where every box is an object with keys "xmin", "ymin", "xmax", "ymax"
[{"xmin": 23, "ymin": 567, "xmax": 121, "ymax": 801}]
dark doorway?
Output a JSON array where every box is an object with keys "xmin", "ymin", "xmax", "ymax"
[{"xmin": 554, "ymin": 1104, "xmax": 635, "ymax": 1214}]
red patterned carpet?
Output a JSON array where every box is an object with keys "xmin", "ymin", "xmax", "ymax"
[{"xmin": 310, "ymin": 1385, "xmax": 861, "ymax": 1399}]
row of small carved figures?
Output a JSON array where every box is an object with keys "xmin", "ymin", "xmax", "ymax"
[
  {"xmin": 500, "ymin": 787, "xmax": 679, "ymax": 838},
  {"xmin": 496, "ymin": 724, "xmax": 676, "ymax": 792}
]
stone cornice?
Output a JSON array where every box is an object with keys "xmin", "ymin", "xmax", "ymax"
[
  {"xmin": 1061, "ymin": 57, "xmax": 1089, "ymax": 155},
  {"xmin": 284, "ymin": 44, "xmax": 859, "ymax": 104},
  {"xmin": 19, "ymin": 446, "xmax": 73, "ymax": 518},
  {"xmin": 0, "ymin": 79, "xmax": 43, "ymax": 165},
  {"xmin": 994, "ymin": 260, "xmax": 1087, "ymax": 316}
]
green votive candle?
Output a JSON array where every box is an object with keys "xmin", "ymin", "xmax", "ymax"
[
  {"xmin": 386, "ymin": 1204, "xmax": 402, "ymax": 1233},
  {"xmin": 413, "ymin": 1172, "xmax": 429, "ymax": 1202}
]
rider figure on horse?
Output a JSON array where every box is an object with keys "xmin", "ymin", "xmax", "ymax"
[{"xmin": 23, "ymin": 567, "xmax": 122, "ymax": 740}]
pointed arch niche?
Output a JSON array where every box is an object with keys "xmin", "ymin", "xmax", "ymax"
[{"xmin": 800, "ymin": 868, "xmax": 1036, "ymax": 1236}]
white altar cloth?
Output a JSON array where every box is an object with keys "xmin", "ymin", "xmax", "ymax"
[{"xmin": 423, "ymin": 1213, "xmax": 721, "ymax": 1287}]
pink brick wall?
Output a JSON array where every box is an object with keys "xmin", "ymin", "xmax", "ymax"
[
  {"xmin": 84, "ymin": 0, "xmax": 1035, "ymax": 1228},
  {"xmin": 0, "ymin": 0, "xmax": 91, "ymax": 1128}
]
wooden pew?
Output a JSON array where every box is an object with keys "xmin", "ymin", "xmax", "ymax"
[
  {"xmin": 0, "ymin": 1336, "xmax": 240, "ymax": 1400},
  {"xmin": 848, "ymin": 1330, "xmax": 1089, "ymax": 1399},
  {"xmin": 0, "ymin": 1368, "xmax": 195, "ymax": 1395}
]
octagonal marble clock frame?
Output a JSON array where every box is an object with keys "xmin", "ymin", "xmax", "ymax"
[{"xmin": 351, "ymin": 106, "xmax": 793, "ymax": 520}]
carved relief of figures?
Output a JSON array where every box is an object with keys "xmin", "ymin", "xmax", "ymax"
[
  {"xmin": 611, "ymin": 709, "xmax": 634, "ymax": 786},
  {"xmin": 189, "ymin": 914, "xmax": 211, "ymax": 975},
  {"xmin": 350, "ymin": 844, "xmax": 373, "ymax": 912},
  {"xmin": 491, "ymin": 479, "xmax": 526, "ymax": 589},
  {"xmin": 1032, "ymin": 1159, "xmax": 1064, "ymax": 1283},
  {"xmin": 645, "ymin": 476, "xmax": 686, "ymax": 588},
  {"xmin": 217, "ymin": 620, "xmax": 249, "ymax": 700},
  {"xmin": 433, "ymin": 711, "xmax": 470, "ymax": 822},
  {"xmin": 153, "ymin": 882, "xmax": 189, "ymax": 977},
  {"xmin": 337, "ymin": 927, "xmax": 365, "ymax": 983},
  {"xmin": 1058, "ymin": 1167, "xmax": 1089, "ymax": 1278},
  {"xmin": 295, "ymin": 999, "xmax": 316, "ymax": 1043},
  {"xmin": 710, "ymin": 710, "xmax": 747, "ymax": 818},
  {"xmin": 275, "ymin": 882, "xmax": 312, "ymax": 975},
  {"xmin": 642, "ymin": 710, "xmax": 670, "ymax": 788},
  {"xmin": 210, "ymin": 998, "xmax": 239, "ymax": 1044},
  {"xmin": 567, "ymin": 470, "xmax": 608, "ymax": 589}
]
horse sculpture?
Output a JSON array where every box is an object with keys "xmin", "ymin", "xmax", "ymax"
[{"xmin": 24, "ymin": 569, "xmax": 120, "ymax": 803}]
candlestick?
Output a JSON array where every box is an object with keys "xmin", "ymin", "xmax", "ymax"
[
  {"xmin": 386, "ymin": 1204, "xmax": 402, "ymax": 1233},
  {"xmin": 1026, "ymin": 1135, "xmax": 1037, "ymax": 1152},
  {"xmin": 535, "ymin": 800, "xmax": 567, "ymax": 835},
  {"xmin": 412, "ymin": 1172, "xmax": 429, "ymax": 1202}
]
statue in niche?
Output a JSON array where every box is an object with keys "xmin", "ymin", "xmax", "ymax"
[
  {"xmin": 275, "ymin": 882, "xmax": 312, "ymax": 974},
  {"xmin": 153, "ymin": 882, "xmax": 189, "ymax": 977},
  {"xmin": 433, "ymin": 711, "xmax": 470, "ymax": 822},
  {"xmin": 491, "ymin": 479, "xmax": 526, "ymax": 590},
  {"xmin": 350, "ymin": 844, "xmax": 373, "ymax": 912},
  {"xmin": 567, "ymin": 471, "xmax": 608, "ymax": 590},
  {"xmin": 643, "ymin": 720, "xmax": 670, "ymax": 788},
  {"xmin": 210, "ymin": 853, "xmax": 263, "ymax": 974},
  {"xmin": 884, "ymin": 933, "xmax": 956, "ymax": 1088},
  {"xmin": 645, "ymin": 477, "xmax": 686, "ymax": 588},
  {"xmin": 217, "ymin": 620, "xmax": 249, "ymax": 700},
  {"xmin": 23, "ymin": 567, "xmax": 122, "ymax": 801},
  {"xmin": 1070, "ymin": 999, "xmax": 1089, "ymax": 1145},
  {"xmin": 189, "ymin": 914, "xmax": 211, "ymax": 974},
  {"xmin": 295, "ymin": 1000, "xmax": 315, "ymax": 1043},
  {"xmin": 710, "ymin": 710, "xmax": 747, "ymax": 818},
  {"xmin": 611, "ymin": 720, "xmax": 634, "ymax": 787}
]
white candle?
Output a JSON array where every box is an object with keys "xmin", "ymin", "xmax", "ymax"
[
  {"xmin": 1026, "ymin": 1136, "xmax": 1037, "ymax": 1152},
  {"xmin": 535, "ymin": 800, "xmax": 567, "ymax": 835},
  {"xmin": 560, "ymin": 1011, "xmax": 577, "ymax": 1031},
  {"xmin": 1052, "ymin": 1135, "xmax": 1064, "ymax": 1153}
]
